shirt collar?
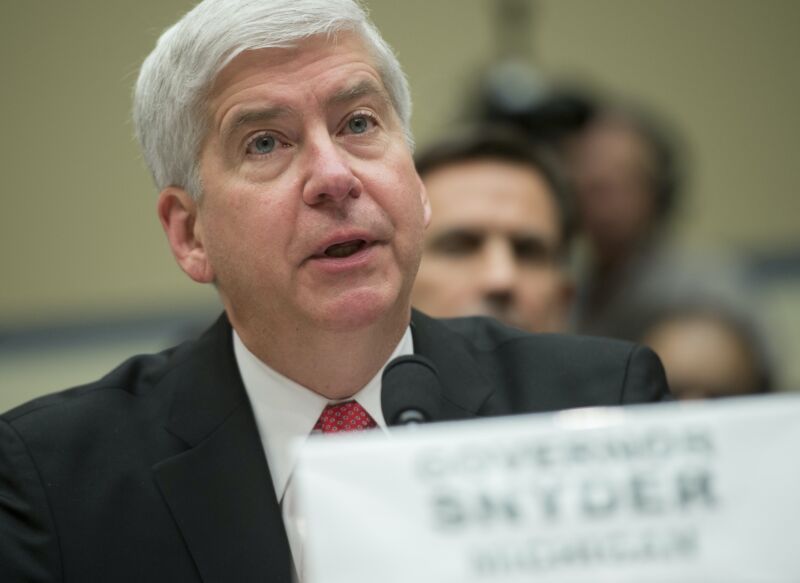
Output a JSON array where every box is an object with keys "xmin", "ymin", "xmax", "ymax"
[{"xmin": 233, "ymin": 328, "xmax": 414, "ymax": 502}]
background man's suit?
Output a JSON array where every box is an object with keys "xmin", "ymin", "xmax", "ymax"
[{"xmin": 0, "ymin": 311, "xmax": 669, "ymax": 582}]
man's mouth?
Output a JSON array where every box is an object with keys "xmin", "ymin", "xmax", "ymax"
[{"xmin": 323, "ymin": 239, "xmax": 368, "ymax": 258}]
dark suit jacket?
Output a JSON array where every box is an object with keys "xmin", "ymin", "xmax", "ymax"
[{"xmin": 0, "ymin": 311, "xmax": 668, "ymax": 582}]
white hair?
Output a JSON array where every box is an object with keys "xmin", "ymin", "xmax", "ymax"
[{"xmin": 133, "ymin": 0, "xmax": 412, "ymax": 199}]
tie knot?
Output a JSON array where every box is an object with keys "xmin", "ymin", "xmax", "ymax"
[{"xmin": 313, "ymin": 401, "xmax": 377, "ymax": 434}]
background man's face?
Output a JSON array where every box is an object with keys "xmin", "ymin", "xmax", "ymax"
[
  {"xmin": 411, "ymin": 159, "xmax": 570, "ymax": 333},
  {"xmin": 187, "ymin": 33, "xmax": 429, "ymax": 337},
  {"xmin": 571, "ymin": 120, "xmax": 659, "ymax": 255}
]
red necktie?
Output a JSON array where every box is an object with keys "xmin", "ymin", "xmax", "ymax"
[{"xmin": 313, "ymin": 401, "xmax": 377, "ymax": 434}]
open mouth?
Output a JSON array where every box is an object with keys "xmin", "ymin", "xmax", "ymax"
[{"xmin": 323, "ymin": 239, "xmax": 368, "ymax": 259}]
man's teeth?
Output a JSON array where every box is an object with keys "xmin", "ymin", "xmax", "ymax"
[{"xmin": 324, "ymin": 240, "xmax": 366, "ymax": 258}]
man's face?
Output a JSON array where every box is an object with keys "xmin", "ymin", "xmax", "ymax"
[
  {"xmin": 180, "ymin": 33, "xmax": 429, "ymax": 336},
  {"xmin": 571, "ymin": 120, "xmax": 658, "ymax": 255},
  {"xmin": 411, "ymin": 159, "xmax": 571, "ymax": 333}
]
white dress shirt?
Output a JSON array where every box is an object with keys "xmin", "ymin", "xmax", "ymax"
[{"xmin": 233, "ymin": 328, "xmax": 414, "ymax": 581}]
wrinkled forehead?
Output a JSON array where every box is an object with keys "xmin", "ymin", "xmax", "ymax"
[
  {"xmin": 201, "ymin": 31, "xmax": 393, "ymax": 129},
  {"xmin": 213, "ymin": 32, "xmax": 362, "ymax": 86}
]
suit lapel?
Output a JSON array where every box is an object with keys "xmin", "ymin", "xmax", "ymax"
[
  {"xmin": 410, "ymin": 310, "xmax": 496, "ymax": 421},
  {"xmin": 153, "ymin": 315, "xmax": 292, "ymax": 583},
  {"xmin": 150, "ymin": 310, "xmax": 491, "ymax": 582}
]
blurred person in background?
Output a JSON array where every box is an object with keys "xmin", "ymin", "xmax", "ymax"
[
  {"xmin": 474, "ymin": 83, "xmax": 702, "ymax": 340},
  {"xmin": 525, "ymin": 91, "xmax": 774, "ymax": 395},
  {"xmin": 554, "ymin": 100, "xmax": 749, "ymax": 343},
  {"xmin": 567, "ymin": 103, "xmax": 687, "ymax": 339},
  {"xmin": 640, "ymin": 303, "xmax": 774, "ymax": 400},
  {"xmin": 411, "ymin": 126, "xmax": 574, "ymax": 332}
]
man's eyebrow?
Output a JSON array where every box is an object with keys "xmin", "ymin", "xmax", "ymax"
[
  {"xmin": 327, "ymin": 79, "xmax": 392, "ymax": 109},
  {"xmin": 220, "ymin": 80, "xmax": 391, "ymax": 143},
  {"xmin": 221, "ymin": 105, "xmax": 291, "ymax": 143}
]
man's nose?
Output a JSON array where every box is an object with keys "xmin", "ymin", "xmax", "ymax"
[
  {"xmin": 301, "ymin": 131, "xmax": 362, "ymax": 206},
  {"xmin": 480, "ymin": 237, "xmax": 518, "ymax": 293}
]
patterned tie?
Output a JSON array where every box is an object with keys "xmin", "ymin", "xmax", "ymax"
[{"xmin": 313, "ymin": 401, "xmax": 377, "ymax": 434}]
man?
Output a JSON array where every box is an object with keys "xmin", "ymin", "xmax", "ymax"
[
  {"xmin": 0, "ymin": 1, "xmax": 669, "ymax": 582},
  {"xmin": 411, "ymin": 127, "xmax": 574, "ymax": 332},
  {"xmin": 566, "ymin": 103, "xmax": 753, "ymax": 343},
  {"xmin": 567, "ymin": 104, "xmax": 686, "ymax": 339}
]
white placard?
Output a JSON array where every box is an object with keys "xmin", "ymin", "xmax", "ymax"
[{"xmin": 294, "ymin": 395, "xmax": 800, "ymax": 583}]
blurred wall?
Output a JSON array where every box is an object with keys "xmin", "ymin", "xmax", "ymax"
[{"xmin": 2, "ymin": 0, "xmax": 798, "ymax": 408}]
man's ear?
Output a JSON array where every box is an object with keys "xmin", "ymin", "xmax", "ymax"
[{"xmin": 157, "ymin": 187, "xmax": 215, "ymax": 283}]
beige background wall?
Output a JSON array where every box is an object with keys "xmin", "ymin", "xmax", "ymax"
[{"xmin": 1, "ymin": 1, "xmax": 798, "ymax": 407}]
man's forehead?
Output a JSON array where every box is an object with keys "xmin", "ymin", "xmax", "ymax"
[
  {"xmin": 424, "ymin": 160, "xmax": 561, "ymax": 233},
  {"xmin": 426, "ymin": 159, "xmax": 554, "ymax": 203},
  {"xmin": 209, "ymin": 32, "xmax": 382, "ymax": 97},
  {"xmin": 206, "ymin": 33, "xmax": 394, "ymax": 130}
]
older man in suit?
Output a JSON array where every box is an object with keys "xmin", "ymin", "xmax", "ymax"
[{"xmin": 0, "ymin": 1, "xmax": 669, "ymax": 581}]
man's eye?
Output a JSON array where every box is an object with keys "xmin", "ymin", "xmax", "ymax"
[
  {"xmin": 347, "ymin": 114, "xmax": 373, "ymax": 134},
  {"xmin": 246, "ymin": 134, "xmax": 276, "ymax": 155},
  {"xmin": 513, "ymin": 237, "xmax": 554, "ymax": 265},
  {"xmin": 429, "ymin": 231, "xmax": 484, "ymax": 256}
]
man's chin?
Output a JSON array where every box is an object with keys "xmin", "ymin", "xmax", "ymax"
[{"xmin": 310, "ymin": 288, "xmax": 409, "ymax": 333}]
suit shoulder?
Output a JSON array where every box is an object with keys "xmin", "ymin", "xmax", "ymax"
[
  {"xmin": 433, "ymin": 315, "xmax": 530, "ymax": 349},
  {"xmin": 435, "ymin": 314, "xmax": 637, "ymax": 359},
  {"xmin": 2, "ymin": 344, "xmax": 183, "ymax": 430},
  {"xmin": 413, "ymin": 311, "xmax": 668, "ymax": 408},
  {"xmin": 2, "ymin": 314, "xmax": 237, "ymax": 444},
  {"xmin": 485, "ymin": 331, "xmax": 668, "ymax": 406}
]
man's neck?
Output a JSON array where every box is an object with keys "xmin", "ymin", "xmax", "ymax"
[{"xmin": 229, "ymin": 306, "xmax": 411, "ymax": 400}]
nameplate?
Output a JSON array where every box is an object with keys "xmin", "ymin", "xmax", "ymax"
[{"xmin": 294, "ymin": 395, "xmax": 800, "ymax": 582}]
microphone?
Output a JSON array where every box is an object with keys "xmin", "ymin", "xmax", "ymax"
[{"xmin": 381, "ymin": 355, "xmax": 442, "ymax": 426}]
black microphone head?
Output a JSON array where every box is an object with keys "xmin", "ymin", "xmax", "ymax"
[{"xmin": 381, "ymin": 355, "xmax": 442, "ymax": 426}]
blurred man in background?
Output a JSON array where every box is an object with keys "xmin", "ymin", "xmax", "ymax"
[
  {"xmin": 567, "ymin": 103, "xmax": 757, "ymax": 345},
  {"xmin": 567, "ymin": 104, "xmax": 685, "ymax": 338},
  {"xmin": 412, "ymin": 127, "xmax": 574, "ymax": 332},
  {"xmin": 472, "ymin": 77, "xmax": 774, "ymax": 398},
  {"xmin": 471, "ymin": 85, "xmax": 695, "ymax": 340}
]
